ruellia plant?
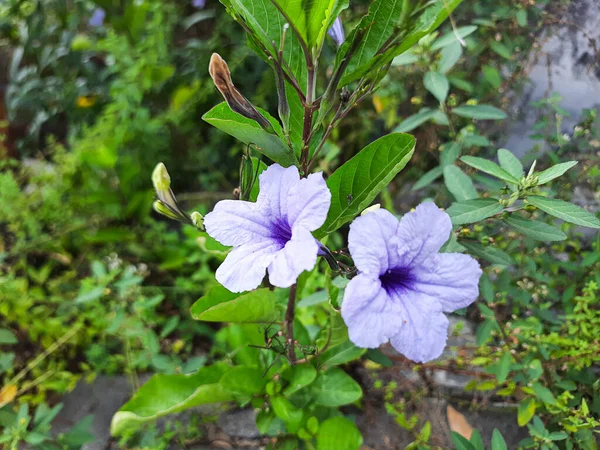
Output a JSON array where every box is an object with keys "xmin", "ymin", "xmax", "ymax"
[{"xmin": 109, "ymin": 0, "xmax": 600, "ymax": 448}]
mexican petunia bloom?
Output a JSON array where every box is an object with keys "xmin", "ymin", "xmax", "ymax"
[
  {"xmin": 341, "ymin": 203, "xmax": 482, "ymax": 363},
  {"xmin": 204, "ymin": 164, "xmax": 331, "ymax": 293}
]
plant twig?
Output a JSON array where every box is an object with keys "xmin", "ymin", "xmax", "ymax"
[{"xmin": 285, "ymin": 284, "xmax": 298, "ymax": 364}]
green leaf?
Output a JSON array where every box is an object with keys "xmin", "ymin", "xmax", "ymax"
[
  {"xmin": 535, "ymin": 161, "xmax": 578, "ymax": 185},
  {"xmin": 461, "ymin": 241, "xmax": 513, "ymax": 266},
  {"xmin": 271, "ymin": 395, "xmax": 304, "ymax": 430},
  {"xmin": 412, "ymin": 165, "xmax": 443, "ymax": 190},
  {"xmin": 220, "ymin": 367, "xmax": 266, "ymax": 398},
  {"xmin": 203, "ymin": 102, "xmax": 297, "ymax": 167},
  {"xmin": 431, "ymin": 25, "xmax": 477, "ymax": 50},
  {"xmin": 311, "ymin": 367, "xmax": 362, "ymax": 407},
  {"xmin": 526, "ymin": 196, "xmax": 600, "ymax": 229},
  {"xmin": 497, "ymin": 148, "xmax": 523, "ymax": 179},
  {"xmin": 340, "ymin": 0, "xmax": 463, "ymax": 86},
  {"xmin": 394, "ymin": 108, "xmax": 438, "ymax": 133},
  {"xmin": 475, "ymin": 319, "xmax": 495, "ymax": 345},
  {"xmin": 504, "ymin": 215, "xmax": 567, "ymax": 241},
  {"xmin": 470, "ymin": 430, "xmax": 485, "ymax": 450},
  {"xmin": 491, "ymin": 429, "xmax": 508, "ymax": 450},
  {"xmin": 283, "ymin": 364, "xmax": 317, "ymax": 396},
  {"xmin": 532, "ymin": 382, "xmax": 557, "ymax": 405},
  {"xmin": 316, "ymin": 133, "xmax": 415, "ymax": 237},
  {"xmin": 191, "ymin": 286, "xmax": 282, "ymax": 323},
  {"xmin": 424, "ymin": 71, "xmax": 449, "ymax": 103},
  {"xmin": 483, "ymin": 65, "xmax": 501, "ymax": 89},
  {"xmin": 315, "ymin": 340, "xmax": 365, "ymax": 367},
  {"xmin": 225, "ymin": 0, "xmax": 308, "ymax": 88},
  {"xmin": 270, "ymin": 0, "xmax": 348, "ymax": 51},
  {"xmin": 517, "ymin": 397, "xmax": 536, "ymax": 426},
  {"xmin": 111, "ymin": 365, "xmax": 233, "ymax": 436},
  {"xmin": 0, "ymin": 329, "xmax": 17, "ymax": 345},
  {"xmin": 317, "ymin": 417, "xmax": 362, "ymax": 450},
  {"xmin": 439, "ymin": 41, "xmax": 462, "ymax": 73},
  {"xmin": 496, "ymin": 351, "xmax": 512, "ymax": 384},
  {"xmin": 451, "ymin": 431, "xmax": 476, "ymax": 450},
  {"xmin": 365, "ymin": 349, "xmax": 393, "ymax": 367},
  {"xmin": 452, "ymin": 104, "xmax": 507, "ymax": 120},
  {"xmin": 447, "ymin": 199, "xmax": 503, "ymax": 225},
  {"xmin": 443, "ymin": 165, "xmax": 477, "ymax": 201},
  {"xmin": 461, "ymin": 156, "xmax": 519, "ymax": 183}
]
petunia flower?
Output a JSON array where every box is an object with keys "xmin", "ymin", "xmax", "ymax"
[
  {"xmin": 341, "ymin": 203, "xmax": 482, "ymax": 363},
  {"xmin": 204, "ymin": 164, "xmax": 331, "ymax": 293},
  {"xmin": 89, "ymin": 8, "xmax": 106, "ymax": 27},
  {"xmin": 327, "ymin": 17, "xmax": 345, "ymax": 47}
]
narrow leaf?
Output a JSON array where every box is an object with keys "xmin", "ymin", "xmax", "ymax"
[
  {"xmin": 517, "ymin": 397, "xmax": 536, "ymax": 426},
  {"xmin": 535, "ymin": 161, "xmax": 578, "ymax": 185},
  {"xmin": 504, "ymin": 215, "xmax": 567, "ymax": 241},
  {"xmin": 461, "ymin": 156, "xmax": 519, "ymax": 184},
  {"xmin": 527, "ymin": 196, "xmax": 600, "ymax": 229},
  {"xmin": 424, "ymin": 71, "xmax": 449, "ymax": 103},
  {"xmin": 412, "ymin": 165, "xmax": 443, "ymax": 190},
  {"xmin": 443, "ymin": 165, "xmax": 477, "ymax": 201},
  {"xmin": 497, "ymin": 148, "xmax": 523, "ymax": 179},
  {"xmin": 447, "ymin": 199, "xmax": 503, "ymax": 225},
  {"xmin": 394, "ymin": 108, "xmax": 437, "ymax": 133},
  {"xmin": 461, "ymin": 241, "xmax": 513, "ymax": 266},
  {"xmin": 452, "ymin": 104, "xmax": 507, "ymax": 120},
  {"xmin": 491, "ymin": 429, "xmax": 508, "ymax": 450}
]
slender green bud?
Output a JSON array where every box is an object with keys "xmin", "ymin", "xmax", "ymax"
[
  {"xmin": 239, "ymin": 155, "xmax": 255, "ymax": 201},
  {"xmin": 151, "ymin": 162, "xmax": 194, "ymax": 226},
  {"xmin": 190, "ymin": 212, "xmax": 205, "ymax": 231},
  {"xmin": 152, "ymin": 162, "xmax": 171, "ymax": 193}
]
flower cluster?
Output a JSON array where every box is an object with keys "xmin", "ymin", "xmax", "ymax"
[{"xmin": 164, "ymin": 163, "xmax": 481, "ymax": 363}]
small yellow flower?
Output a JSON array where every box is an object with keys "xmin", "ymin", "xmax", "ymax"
[{"xmin": 76, "ymin": 96, "xmax": 97, "ymax": 108}]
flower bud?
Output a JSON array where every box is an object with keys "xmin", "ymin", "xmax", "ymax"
[
  {"xmin": 191, "ymin": 211, "xmax": 205, "ymax": 230},
  {"xmin": 152, "ymin": 162, "xmax": 171, "ymax": 194},
  {"xmin": 209, "ymin": 53, "xmax": 275, "ymax": 133}
]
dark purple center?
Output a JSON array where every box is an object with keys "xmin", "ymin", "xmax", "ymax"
[
  {"xmin": 380, "ymin": 266, "xmax": 414, "ymax": 295},
  {"xmin": 270, "ymin": 219, "xmax": 292, "ymax": 246}
]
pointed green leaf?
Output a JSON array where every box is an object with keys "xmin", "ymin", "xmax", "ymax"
[
  {"xmin": 532, "ymin": 382, "xmax": 557, "ymax": 405},
  {"xmin": 496, "ymin": 351, "xmax": 512, "ymax": 384},
  {"xmin": 424, "ymin": 71, "xmax": 449, "ymax": 103},
  {"xmin": 316, "ymin": 133, "xmax": 415, "ymax": 238},
  {"xmin": 311, "ymin": 367, "xmax": 362, "ymax": 406},
  {"xmin": 315, "ymin": 340, "xmax": 365, "ymax": 367},
  {"xmin": 317, "ymin": 417, "xmax": 363, "ymax": 450},
  {"xmin": 394, "ymin": 108, "xmax": 438, "ymax": 133},
  {"xmin": 340, "ymin": 0, "xmax": 463, "ymax": 86},
  {"xmin": 461, "ymin": 241, "xmax": 513, "ymax": 266},
  {"xmin": 504, "ymin": 215, "xmax": 567, "ymax": 241},
  {"xmin": 527, "ymin": 196, "xmax": 600, "ymax": 229},
  {"xmin": 517, "ymin": 397, "xmax": 536, "ymax": 426},
  {"xmin": 535, "ymin": 161, "xmax": 578, "ymax": 185},
  {"xmin": 271, "ymin": 0, "xmax": 348, "ymax": 50},
  {"xmin": 497, "ymin": 148, "xmax": 523, "ymax": 179},
  {"xmin": 412, "ymin": 165, "xmax": 443, "ymax": 190},
  {"xmin": 451, "ymin": 431, "xmax": 476, "ymax": 450},
  {"xmin": 491, "ymin": 429, "xmax": 508, "ymax": 450},
  {"xmin": 452, "ymin": 104, "xmax": 507, "ymax": 120},
  {"xmin": 191, "ymin": 286, "xmax": 283, "ymax": 322},
  {"xmin": 461, "ymin": 156, "xmax": 519, "ymax": 183},
  {"xmin": 443, "ymin": 165, "xmax": 477, "ymax": 201},
  {"xmin": 220, "ymin": 367, "xmax": 266, "ymax": 398},
  {"xmin": 447, "ymin": 199, "xmax": 503, "ymax": 225},
  {"xmin": 203, "ymin": 103, "xmax": 297, "ymax": 167},
  {"xmin": 111, "ymin": 365, "xmax": 233, "ymax": 436}
]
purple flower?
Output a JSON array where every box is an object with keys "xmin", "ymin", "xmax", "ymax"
[
  {"xmin": 328, "ymin": 17, "xmax": 345, "ymax": 47},
  {"xmin": 341, "ymin": 203, "xmax": 482, "ymax": 363},
  {"xmin": 89, "ymin": 8, "xmax": 106, "ymax": 27},
  {"xmin": 204, "ymin": 164, "xmax": 331, "ymax": 293},
  {"xmin": 192, "ymin": 0, "xmax": 206, "ymax": 8}
]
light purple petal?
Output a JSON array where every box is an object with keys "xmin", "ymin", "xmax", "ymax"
[
  {"xmin": 389, "ymin": 293, "xmax": 448, "ymax": 363},
  {"xmin": 328, "ymin": 17, "xmax": 345, "ymax": 47},
  {"xmin": 256, "ymin": 164, "xmax": 300, "ymax": 221},
  {"xmin": 396, "ymin": 202, "xmax": 452, "ymax": 267},
  {"xmin": 268, "ymin": 227, "xmax": 318, "ymax": 288},
  {"xmin": 204, "ymin": 200, "xmax": 274, "ymax": 247},
  {"xmin": 192, "ymin": 0, "xmax": 206, "ymax": 8},
  {"xmin": 216, "ymin": 240, "xmax": 279, "ymax": 292},
  {"xmin": 348, "ymin": 209, "xmax": 400, "ymax": 276},
  {"xmin": 286, "ymin": 172, "xmax": 331, "ymax": 231},
  {"xmin": 411, "ymin": 253, "xmax": 482, "ymax": 312},
  {"xmin": 342, "ymin": 274, "xmax": 403, "ymax": 348},
  {"xmin": 89, "ymin": 8, "xmax": 106, "ymax": 27}
]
